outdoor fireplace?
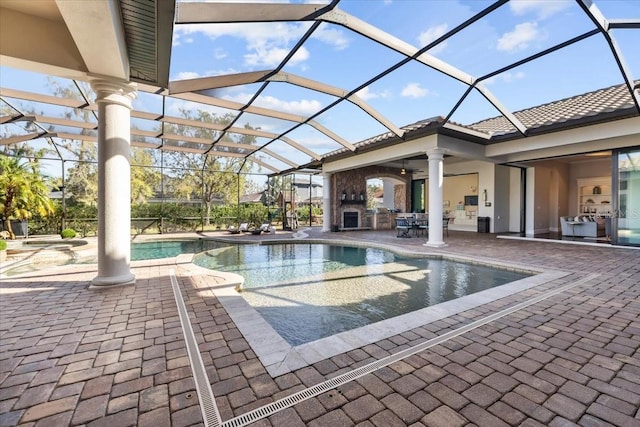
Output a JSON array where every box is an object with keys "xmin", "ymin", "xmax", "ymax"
[{"xmin": 343, "ymin": 211, "xmax": 359, "ymax": 229}]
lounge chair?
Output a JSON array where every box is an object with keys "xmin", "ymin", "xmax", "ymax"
[
  {"xmin": 227, "ymin": 222, "xmax": 249, "ymax": 234},
  {"xmin": 248, "ymin": 223, "xmax": 274, "ymax": 235}
]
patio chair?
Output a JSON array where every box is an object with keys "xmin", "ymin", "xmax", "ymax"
[
  {"xmin": 414, "ymin": 213, "xmax": 428, "ymax": 236},
  {"xmin": 443, "ymin": 217, "xmax": 450, "ymax": 237},
  {"xmin": 396, "ymin": 217, "xmax": 410, "ymax": 237}
]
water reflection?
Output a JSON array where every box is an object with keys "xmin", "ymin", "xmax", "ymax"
[{"xmin": 193, "ymin": 243, "xmax": 530, "ymax": 346}]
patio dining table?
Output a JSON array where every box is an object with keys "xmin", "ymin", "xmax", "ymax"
[{"xmin": 396, "ymin": 217, "xmax": 428, "ymax": 237}]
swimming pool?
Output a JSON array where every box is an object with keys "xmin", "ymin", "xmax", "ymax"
[
  {"xmin": 130, "ymin": 239, "xmax": 228, "ymax": 260},
  {"xmin": 193, "ymin": 243, "xmax": 531, "ymax": 346},
  {"xmin": 3, "ymin": 239, "xmax": 226, "ymax": 276}
]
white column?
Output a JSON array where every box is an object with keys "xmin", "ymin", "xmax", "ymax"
[
  {"xmin": 91, "ymin": 80, "xmax": 137, "ymax": 288},
  {"xmin": 382, "ymin": 178, "xmax": 395, "ymax": 209},
  {"xmin": 322, "ymin": 172, "xmax": 332, "ymax": 232},
  {"xmin": 425, "ymin": 148, "xmax": 446, "ymax": 247}
]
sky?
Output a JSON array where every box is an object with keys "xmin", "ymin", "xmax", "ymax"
[
  {"xmin": 166, "ymin": 0, "xmax": 640, "ymax": 165},
  {"xmin": 1, "ymin": 0, "xmax": 639, "ymax": 177}
]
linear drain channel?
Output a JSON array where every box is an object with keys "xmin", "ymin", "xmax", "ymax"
[
  {"xmin": 170, "ymin": 270, "xmax": 222, "ymax": 427},
  {"xmin": 223, "ymin": 273, "xmax": 599, "ymax": 427}
]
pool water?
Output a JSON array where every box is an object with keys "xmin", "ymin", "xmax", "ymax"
[
  {"xmin": 193, "ymin": 243, "xmax": 531, "ymax": 346},
  {"xmin": 130, "ymin": 239, "xmax": 228, "ymax": 260},
  {"xmin": 3, "ymin": 239, "xmax": 226, "ymax": 276}
]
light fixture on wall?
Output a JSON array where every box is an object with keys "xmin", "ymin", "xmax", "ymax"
[
  {"xmin": 401, "ymin": 160, "xmax": 406, "ymax": 175},
  {"xmin": 482, "ymin": 189, "xmax": 491, "ymax": 206}
]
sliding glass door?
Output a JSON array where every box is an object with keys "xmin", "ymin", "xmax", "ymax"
[{"xmin": 614, "ymin": 148, "xmax": 640, "ymax": 246}]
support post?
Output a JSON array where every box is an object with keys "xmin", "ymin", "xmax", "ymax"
[
  {"xmin": 425, "ymin": 148, "xmax": 446, "ymax": 248},
  {"xmin": 90, "ymin": 80, "xmax": 137, "ymax": 288},
  {"xmin": 322, "ymin": 172, "xmax": 332, "ymax": 232}
]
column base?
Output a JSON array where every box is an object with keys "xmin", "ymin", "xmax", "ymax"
[
  {"xmin": 90, "ymin": 272, "xmax": 136, "ymax": 289},
  {"xmin": 424, "ymin": 241, "xmax": 447, "ymax": 248}
]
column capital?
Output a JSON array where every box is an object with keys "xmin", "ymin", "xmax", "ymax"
[
  {"xmin": 91, "ymin": 80, "xmax": 137, "ymax": 109},
  {"xmin": 426, "ymin": 147, "xmax": 445, "ymax": 159}
]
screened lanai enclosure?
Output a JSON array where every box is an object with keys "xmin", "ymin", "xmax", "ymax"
[{"xmin": 1, "ymin": 0, "xmax": 640, "ymax": 284}]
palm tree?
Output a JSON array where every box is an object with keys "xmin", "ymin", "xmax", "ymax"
[{"xmin": 0, "ymin": 155, "xmax": 55, "ymax": 239}]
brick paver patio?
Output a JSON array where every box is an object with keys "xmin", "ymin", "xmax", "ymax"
[{"xmin": 1, "ymin": 229, "xmax": 639, "ymax": 426}]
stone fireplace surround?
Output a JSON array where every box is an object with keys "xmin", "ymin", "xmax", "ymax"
[
  {"xmin": 342, "ymin": 209, "xmax": 359, "ymax": 229},
  {"xmin": 332, "ymin": 166, "xmax": 410, "ymax": 229}
]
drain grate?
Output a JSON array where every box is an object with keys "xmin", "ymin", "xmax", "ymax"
[
  {"xmin": 223, "ymin": 273, "xmax": 599, "ymax": 427},
  {"xmin": 170, "ymin": 270, "xmax": 222, "ymax": 427}
]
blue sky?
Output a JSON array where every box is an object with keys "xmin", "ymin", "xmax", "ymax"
[
  {"xmin": 166, "ymin": 0, "xmax": 640, "ymax": 163},
  {"xmin": 1, "ymin": 0, "xmax": 639, "ymax": 175}
]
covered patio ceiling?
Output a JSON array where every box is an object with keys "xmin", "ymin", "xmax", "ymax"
[{"xmin": 1, "ymin": 0, "xmax": 639, "ymax": 176}]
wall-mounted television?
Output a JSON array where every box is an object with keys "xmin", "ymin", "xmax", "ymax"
[{"xmin": 464, "ymin": 195, "xmax": 478, "ymax": 206}]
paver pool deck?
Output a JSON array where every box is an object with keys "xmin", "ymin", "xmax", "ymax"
[{"xmin": 1, "ymin": 228, "xmax": 639, "ymax": 426}]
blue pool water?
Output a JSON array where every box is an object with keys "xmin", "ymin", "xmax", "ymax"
[
  {"xmin": 192, "ymin": 243, "xmax": 531, "ymax": 346},
  {"xmin": 5, "ymin": 239, "xmax": 226, "ymax": 276},
  {"xmin": 131, "ymin": 239, "xmax": 228, "ymax": 260}
]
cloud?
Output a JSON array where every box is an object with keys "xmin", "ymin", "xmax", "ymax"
[
  {"xmin": 175, "ymin": 71, "xmax": 202, "ymax": 80},
  {"xmin": 484, "ymin": 71, "xmax": 526, "ymax": 85},
  {"xmin": 174, "ymin": 21, "xmax": 316, "ymax": 68},
  {"xmin": 245, "ymin": 46, "xmax": 310, "ymax": 67},
  {"xmin": 418, "ymin": 23, "xmax": 449, "ymax": 55},
  {"xmin": 256, "ymin": 95, "xmax": 323, "ymax": 116},
  {"xmin": 312, "ymin": 24, "xmax": 350, "ymax": 51},
  {"xmin": 509, "ymin": 0, "xmax": 572, "ymax": 19},
  {"xmin": 171, "ymin": 68, "xmax": 245, "ymax": 82},
  {"xmin": 214, "ymin": 48, "xmax": 227, "ymax": 60},
  {"xmin": 224, "ymin": 92, "xmax": 324, "ymax": 116},
  {"xmin": 401, "ymin": 83, "xmax": 430, "ymax": 98},
  {"xmin": 164, "ymin": 98, "xmax": 231, "ymax": 118},
  {"xmin": 172, "ymin": 32, "xmax": 194, "ymax": 47},
  {"xmin": 497, "ymin": 22, "xmax": 539, "ymax": 52},
  {"xmin": 501, "ymin": 71, "xmax": 526, "ymax": 83},
  {"xmin": 356, "ymin": 86, "xmax": 390, "ymax": 101}
]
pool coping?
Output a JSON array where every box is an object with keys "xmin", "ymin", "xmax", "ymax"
[{"xmin": 178, "ymin": 238, "xmax": 571, "ymax": 377}]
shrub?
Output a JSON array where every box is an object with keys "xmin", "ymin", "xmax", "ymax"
[
  {"xmin": 61, "ymin": 228, "xmax": 77, "ymax": 239},
  {"xmin": 0, "ymin": 240, "xmax": 6, "ymax": 251}
]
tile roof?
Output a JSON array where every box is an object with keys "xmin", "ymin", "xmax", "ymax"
[
  {"xmin": 320, "ymin": 116, "xmax": 444, "ymax": 159},
  {"xmin": 467, "ymin": 81, "xmax": 639, "ymax": 137},
  {"xmin": 318, "ymin": 81, "xmax": 638, "ymax": 163}
]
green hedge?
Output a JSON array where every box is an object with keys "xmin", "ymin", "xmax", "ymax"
[{"xmin": 19, "ymin": 201, "xmax": 314, "ymax": 237}]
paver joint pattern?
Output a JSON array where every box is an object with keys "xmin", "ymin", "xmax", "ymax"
[{"xmin": 0, "ymin": 229, "xmax": 639, "ymax": 426}]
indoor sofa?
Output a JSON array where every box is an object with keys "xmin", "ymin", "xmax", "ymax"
[{"xmin": 560, "ymin": 216, "xmax": 606, "ymax": 238}]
